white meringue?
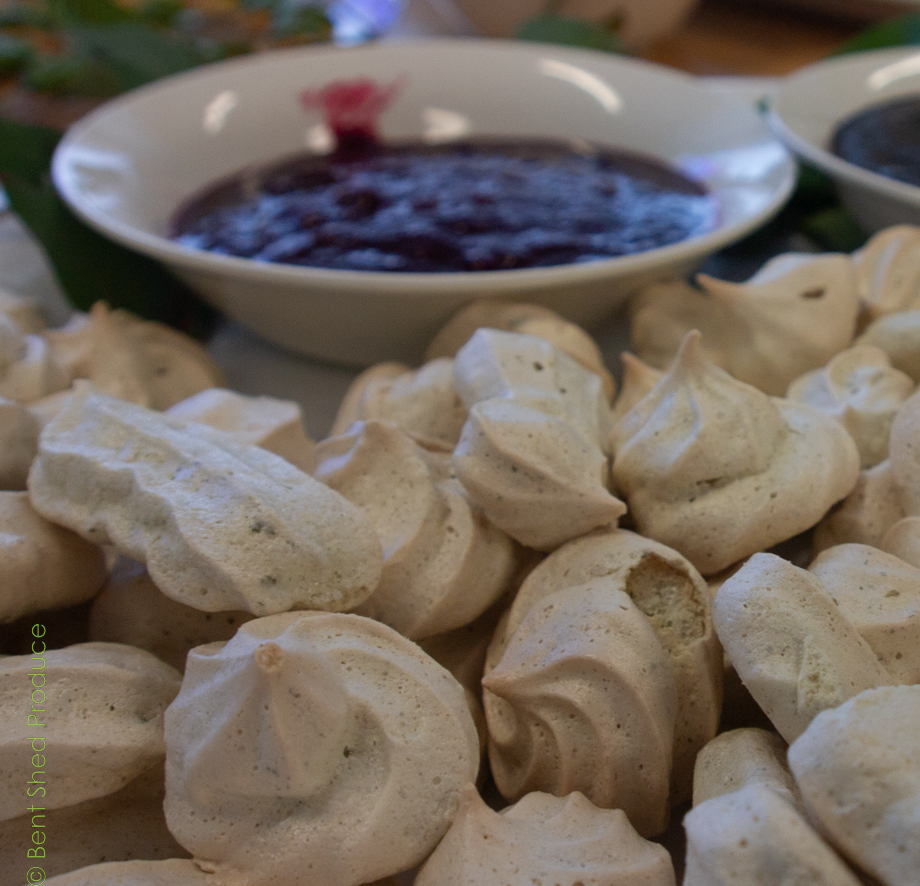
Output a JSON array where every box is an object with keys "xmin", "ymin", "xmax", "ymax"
[
  {"xmin": 164, "ymin": 611, "xmax": 479, "ymax": 886},
  {"xmin": 329, "ymin": 362, "xmax": 409, "ymax": 437},
  {"xmin": 314, "ymin": 420, "xmax": 516, "ymax": 639},
  {"xmin": 426, "ymin": 299, "xmax": 615, "ymax": 398},
  {"xmin": 852, "ymin": 224, "xmax": 920, "ymax": 318},
  {"xmin": 809, "ymin": 543, "xmax": 920, "ymax": 684},
  {"xmin": 786, "ymin": 345, "xmax": 913, "ymax": 468},
  {"xmin": 813, "ymin": 459, "xmax": 905, "ymax": 554},
  {"xmin": 788, "ymin": 685, "xmax": 920, "ymax": 886},
  {"xmin": 610, "ymin": 352, "xmax": 664, "ymax": 427},
  {"xmin": 43, "ymin": 303, "xmax": 224, "ymax": 410},
  {"xmin": 27, "ymin": 385, "xmax": 382, "ymax": 616},
  {"xmin": 712, "ymin": 553, "xmax": 890, "ymax": 743},
  {"xmin": 0, "ymin": 316, "xmax": 69, "ymax": 404},
  {"xmin": 0, "ymin": 289, "xmax": 44, "ymax": 334},
  {"xmin": 888, "ymin": 387, "xmax": 920, "ymax": 514},
  {"xmin": 0, "ymin": 490, "xmax": 107, "ymax": 624},
  {"xmin": 499, "ymin": 527, "xmax": 722, "ymax": 807},
  {"xmin": 88, "ymin": 558, "xmax": 253, "ymax": 671},
  {"xmin": 630, "ymin": 253, "xmax": 860, "ymax": 395},
  {"xmin": 38, "ymin": 860, "xmax": 214, "ymax": 886},
  {"xmin": 0, "ymin": 643, "xmax": 181, "ymax": 820},
  {"xmin": 166, "ymin": 388, "xmax": 316, "ymax": 474},
  {"xmin": 880, "ymin": 515, "xmax": 920, "ymax": 568},
  {"xmin": 415, "ymin": 786, "xmax": 675, "ymax": 886},
  {"xmin": 611, "ymin": 332, "xmax": 861, "ymax": 574},
  {"xmin": 855, "ymin": 309, "xmax": 920, "ymax": 381},
  {"xmin": 483, "ymin": 580, "xmax": 677, "ymax": 837},
  {"xmin": 0, "ymin": 396, "xmax": 39, "ymax": 489}
]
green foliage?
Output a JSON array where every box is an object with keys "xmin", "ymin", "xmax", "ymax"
[
  {"xmin": 516, "ymin": 13, "xmax": 626, "ymax": 53},
  {"xmin": 836, "ymin": 12, "xmax": 920, "ymax": 55}
]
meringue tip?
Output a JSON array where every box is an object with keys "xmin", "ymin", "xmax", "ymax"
[
  {"xmin": 254, "ymin": 641, "xmax": 284, "ymax": 673},
  {"xmin": 672, "ymin": 329, "xmax": 706, "ymax": 374}
]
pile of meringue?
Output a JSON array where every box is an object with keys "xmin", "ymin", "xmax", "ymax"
[{"xmin": 4, "ymin": 226, "xmax": 920, "ymax": 886}]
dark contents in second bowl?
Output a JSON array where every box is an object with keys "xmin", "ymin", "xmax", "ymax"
[
  {"xmin": 170, "ymin": 138, "xmax": 717, "ymax": 273},
  {"xmin": 832, "ymin": 95, "xmax": 920, "ymax": 188}
]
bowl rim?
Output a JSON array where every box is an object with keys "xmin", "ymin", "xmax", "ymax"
[
  {"xmin": 53, "ymin": 36, "xmax": 797, "ymax": 295},
  {"xmin": 768, "ymin": 46, "xmax": 920, "ymax": 208}
]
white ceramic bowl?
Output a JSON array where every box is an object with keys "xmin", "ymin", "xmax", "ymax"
[
  {"xmin": 770, "ymin": 47, "xmax": 920, "ymax": 235},
  {"xmin": 53, "ymin": 38, "xmax": 794, "ymax": 366}
]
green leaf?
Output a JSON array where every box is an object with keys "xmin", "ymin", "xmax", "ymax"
[
  {"xmin": 516, "ymin": 13, "xmax": 625, "ymax": 53},
  {"xmin": 0, "ymin": 31, "xmax": 33, "ymax": 76},
  {"xmin": 0, "ymin": 116, "xmax": 63, "ymax": 185},
  {"xmin": 24, "ymin": 51, "xmax": 122, "ymax": 96},
  {"xmin": 138, "ymin": 0, "xmax": 184, "ymax": 27},
  {"xmin": 0, "ymin": 2, "xmax": 54, "ymax": 28},
  {"xmin": 801, "ymin": 207, "xmax": 867, "ymax": 253},
  {"xmin": 835, "ymin": 12, "xmax": 920, "ymax": 55},
  {"xmin": 272, "ymin": 4, "xmax": 332, "ymax": 43},
  {"xmin": 48, "ymin": 0, "xmax": 136, "ymax": 26}
]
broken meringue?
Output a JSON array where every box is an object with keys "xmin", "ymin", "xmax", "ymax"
[
  {"xmin": 314, "ymin": 420, "xmax": 516, "ymax": 639},
  {"xmin": 0, "ymin": 490, "xmax": 107, "ymax": 624},
  {"xmin": 788, "ymin": 685, "xmax": 920, "ymax": 886},
  {"xmin": 0, "ymin": 315, "xmax": 69, "ymax": 403},
  {"xmin": 0, "ymin": 396, "xmax": 39, "ymax": 489},
  {"xmin": 786, "ymin": 345, "xmax": 913, "ymax": 468},
  {"xmin": 166, "ymin": 388, "xmax": 316, "ymax": 474},
  {"xmin": 28, "ymin": 385, "xmax": 382, "ymax": 616},
  {"xmin": 483, "ymin": 579, "xmax": 677, "ymax": 837},
  {"xmin": 164, "ymin": 612, "xmax": 479, "ymax": 886},
  {"xmin": 0, "ymin": 643, "xmax": 181, "ymax": 820},
  {"xmin": 852, "ymin": 224, "xmax": 920, "ymax": 319},
  {"xmin": 611, "ymin": 331, "xmax": 861, "ymax": 574},
  {"xmin": 712, "ymin": 553, "xmax": 890, "ymax": 743},
  {"xmin": 630, "ymin": 253, "xmax": 860, "ymax": 395},
  {"xmin": 415, "ymin": 786, "xmax": 675, "ymax": 886}
]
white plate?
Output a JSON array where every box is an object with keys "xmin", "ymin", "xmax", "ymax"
[
  {"xmin": 770, "ymin": 47, "xmax": 920, "ymax": 235},
  {"xmin": 53, "ymin": 38, "xmax": 794, "ymax": 366}
]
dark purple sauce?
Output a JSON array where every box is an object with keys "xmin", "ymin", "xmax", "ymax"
[{"xmin": 170, "ymin": 78, "xmax": 717, "ymax": 273}]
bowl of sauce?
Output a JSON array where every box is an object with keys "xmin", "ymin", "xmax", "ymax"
[
  {"xmin": 53, "ymin": 39, "xmax": 794, "ymax": 365},
  {"xmin": 771, "ymin": 47, "xmax": 920, "ymax": 237}
]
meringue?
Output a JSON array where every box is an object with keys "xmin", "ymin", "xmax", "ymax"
[
  {"xmin": 43, "ymin": 303, "xmax": 224, "ymax": 410},
  {"xmin": 812, "ymin": 459, "xmax": 905, "ymax": 554},
  {"xmin": 415, "ymin": 785, "xmax": 675, "ymax": 886},
  {"xmin": 483, "ymin": 579, "xmax": 677, "ymax": 837},
  {"xmin": 88, "ymin": 558, "xmax": 253, "ymax": 672},
  {"xmin": 788, "ymin": 685, "xmax": 920, "ymax": 886},
  {"xmin": 852, "ymin": 224, "xmax": 920, "ymax": 318},
  {"xmin": 711, "ymin": 553, "xmax": 890, "ymax": 743},
  {"xmin": 0, "ymin": 289, "xmax": 44, "ymax": 334},
  {"xmin": 855, "ymin": 309, "xmax": 920, "ymax": 381},
  {"xmin": 166, "ymin": 388, "xmax": 316, "ymax": 473},
  {"xmin": 683, "ymin": 782, "xmax": 863, "ymax": 886},
  {"xmin": 888, "ymin": 387, "xmax": 920, "ymax": 514},
  {"xmin": 329, "ymin": 362, "xmax": 409, "ymax": 437},
  {"xmin": 611, "ymin": 332, "xmax": 861, "ymax": 574},
  {"xmin": 0, "ymin": 315, "xmax": 69, "ymax": 403},
  {"xmin": 610, "ymin": 352, "xmax": 664, "ymax": 427},
  {"xmin": 786, "ymin": 345, "xmax": 913, "ymax": 468},
  {"xmin": 38, "ymin": 860, "xmax": 214, "ymax": 886},
  {"xmin": 0, "ymin": 491, "xmax": 107, "ymax": 624},
  {"xmin": 0, "ymin": 396, "xmax": 39, "ymax": 489},
  {"xmin": 880, "ymin": 515, "xmax": 920, "ymax": 568},
  {"xmin": 630, "ymin": 253, "xmax": 860, "ymax": 395},
  {"xmin": 0, "ymin": 642, "xmax": 181, "ymax": 820},
  {"xmin": 164, "ymin": 611, "xmax": 479, "ymax": 886},
  {"xmin": 425, "ymin": 299, "xmax": 615, "ymax": 398},
  {"xmin": 27, "ymin": 385, "xmax": 382, "ymax": 616},
  {"xmin": 499, "ymin": 527, "xmax": 722, "ymax": 806},
  {"xmin": 809, "ymin": 543, "xmax": 920, "ymax": 684},
  {"xmin": 314, "ymin": 420, "xmax": 516, "ymax": 639}
]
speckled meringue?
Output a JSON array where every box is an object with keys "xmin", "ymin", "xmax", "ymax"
[
  {"xmin": 610, "ymin": 352, "xmax": 664, "ymax": 427},
  {"xmin": 809, "ymin": 543, "xmax": 920, "ymax": 684},
  {"xmin": 426, "ymin": 299, "xmax": 615, "ymax": 399},
  {"xmin": 786, "ymin": 345, "xmax": 913, "ymax": 468},
  {"xmin": 788, "ymin": 685, "xmax": 920, "ymax": 886},
  {"xmin": 0, "ymin": 765, "xmax": 188, "ymax": 884},
  {"xmin": 416, "ymin": 785, "xmax": 675, "ymax": 886},
  {"xmin": 0, "ymin": 289, "xmax": 44, "ymax": 334},
  {"xmin": 43, "ymin": 303, "xmax": 224, "ymax": 410},
  {"xmin": 813, "ymin": 459, "xmax": 905, "ymax": 554},
  {"xmin": 880, "ymin": 515, "xmax": 920, "ymax": 568},
  {"xmin": 166, "ymin": 388, "xmax": 315, "ymax": 473},
  {"xmin": 329, "ymin": 362, "xmax": 409, "ymax": 437},
  {"xmin": 164, "ymin": 612, "xmax": 479, "ymax": 886},
  {"xmin": 0, "ymin": 396, "xmax": 39, "ymax": 489},
  {"xmin": 38, "ymin": 860, "xmax": 214, "ymax": 886},
  {"xmin": 330, "ymin": 359, "xmax": 467, "ymax": 452},
  {"xmin": 0, "ymin": 314, "xmax": 69, "ymax": 403},
  {"xmin": 0, "ymin": 642, "xmax": 181, "ymax": 820},
  {"xmin": 855, "ymin": 309, "xmax": 920, "ymax": 381},
  {"xmin": 0, "ymin": 491, "xmax": 107, "ymax": 624},
  {"xmin": 483, "ymin": 579, "xmax": 677, "ymax": 837},
  {"xmin": 27, "ymin": 385, "xmax": 382, "ymax": 616},
  {"xmin": 314, "ymin": 420, "xmax": 516, "ymax": 639},
  {"xmin": 630, "ymin": 253, "xmax": 860, "ymax": 395},
  {"xmin": 889, "ymin": 388, "xmax": 920, "ymax": 514},
  {"xmin": 683, "ymin": 782, "xmax": 863, "ymax": 886},
  {"xmin": 496, "ymin": 527, "xmax": 721, "ymax": 807},
  {"xmin": 89, "ymin": 558, "xmax": 253, "ymax": 671},
  {"xmin": 611, "ymin": 332, "xmax": 861, "ymax": 575},
  {"xmin": 712, "ymin": 553, "xmax": 890, "ymax": 743},
  {"xmin": 692, "ymin": 728, "xmax": 800, "ymax": 810},
  {"xmin": 852, "ymin": 224, "xmax": 920, "ymax": 319}
]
